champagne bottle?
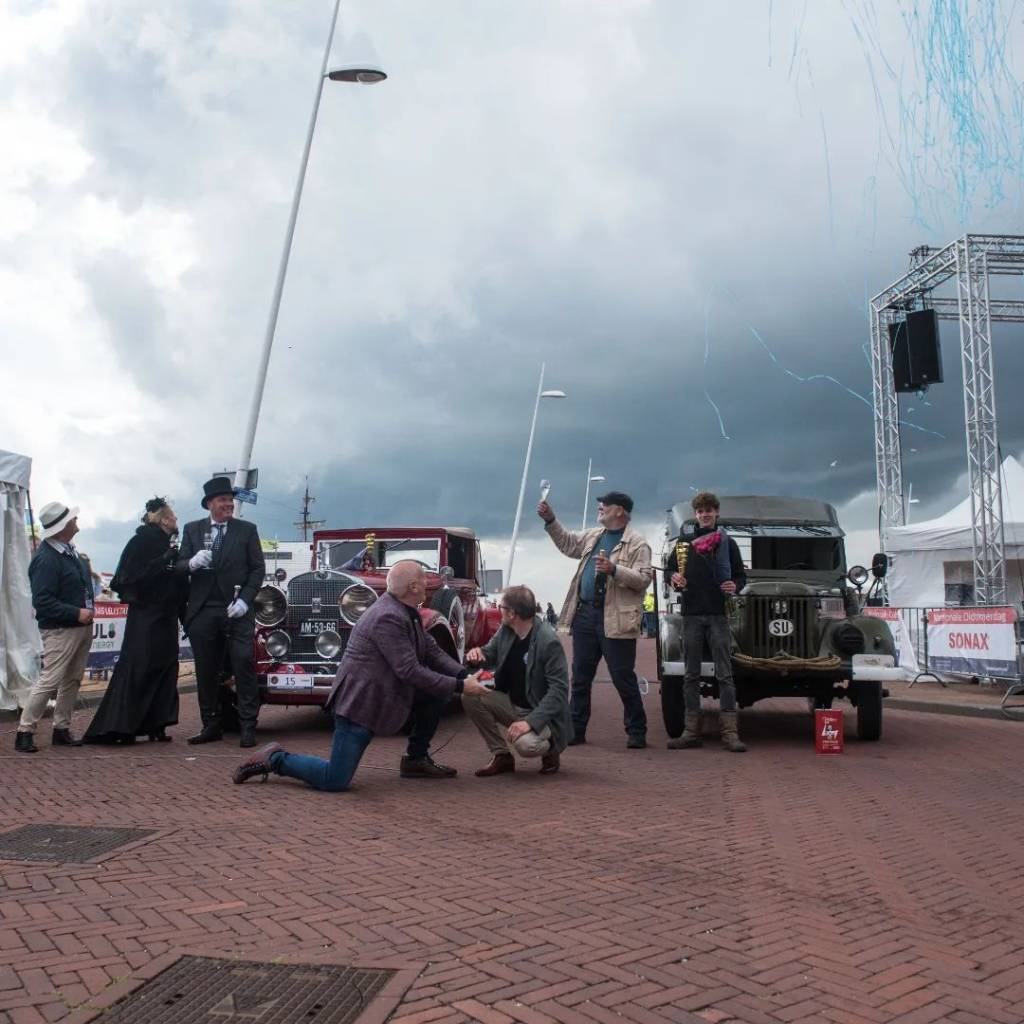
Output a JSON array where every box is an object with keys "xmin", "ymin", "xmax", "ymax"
[{"xmin": 594, "ymin": 548, "xmax": 608, "ymax": 601}]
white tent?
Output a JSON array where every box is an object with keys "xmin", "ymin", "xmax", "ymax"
[
  {"xmin": 884, "ymin": 454, "xmax": 1024, "ymax": 609},
  {"xmin": 0, "ymin": 450, "xmax": 41, "ymax": 710}
]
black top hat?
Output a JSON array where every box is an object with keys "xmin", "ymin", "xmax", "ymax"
[{"xmin": 201, "ymin": 477, "xmax": 235, "ymax": 509}]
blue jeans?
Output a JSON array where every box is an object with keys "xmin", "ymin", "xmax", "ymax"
[
  {"xmin": 273, "ymin": 715, "xmax": 374, "ymax": 792},
  {"xmin": 570, "ymin": 602, "xmax": 647, "ymax": 738}
]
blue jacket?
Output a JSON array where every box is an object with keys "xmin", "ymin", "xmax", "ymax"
[{"xmin": 29, "ymin": 542, "xmax": 91, "ymax": 630}]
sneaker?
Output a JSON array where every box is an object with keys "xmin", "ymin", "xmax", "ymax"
[
  {"xmin": 232, "ymin": 742, "xmax": 284, "ymax": 784},
  {"xmin": 626, "ymin": 734, "xmax": 647, "ymax": 749}
]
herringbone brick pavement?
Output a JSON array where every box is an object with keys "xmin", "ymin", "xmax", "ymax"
[{"xmin": 1, "ymin": 662, "xmax": 1022, "ymax": 1024}]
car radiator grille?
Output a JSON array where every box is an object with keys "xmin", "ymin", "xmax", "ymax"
[
  {"xmin": 285, "ymin": 571, "xmax": 359, "ymax": 630},
  {"xmin": 742, "ymin": 596, "xmax": 818, "ymax": 659}
]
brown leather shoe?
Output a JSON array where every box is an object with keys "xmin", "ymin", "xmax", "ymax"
[
  {"xmin": 540, "ymin": 750, "xmax": 560, "ymax": 774},
  {"xmin": 474, "ymin": 753, "xmax": 515, "ymax": 777},
  {"xmin": 400, "ymin": 755, "xmax": 457, "ymax": 778},
  {"xmin": 232, "ymin": 742, "xmax": 284, "ymax": 784}
]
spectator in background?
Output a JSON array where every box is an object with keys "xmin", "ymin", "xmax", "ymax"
[
  {"xmin": 642, "ymin": 590, "xmax": 657, "ymax": 638},
  {"xmin": 15, "ymin": 502, "xmax": 94, "ymax": 753},
  {"xmin": 545, "ymin": 602, "xmax": 558, "ymax": 627}
]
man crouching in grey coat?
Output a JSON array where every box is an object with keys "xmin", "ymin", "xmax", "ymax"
[{"xmin": 463, "ymin": 585, "xmax": 573, "ymax": 776}]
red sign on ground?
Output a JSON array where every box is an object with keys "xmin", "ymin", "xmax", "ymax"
[{"xmin": 815, "ymin": 708, "xmax": 844, "ymax": 754}]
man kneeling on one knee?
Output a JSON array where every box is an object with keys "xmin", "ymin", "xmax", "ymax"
[{"xmin": 463, "ymin": 586, "xmax": 572, "ymax": 776}]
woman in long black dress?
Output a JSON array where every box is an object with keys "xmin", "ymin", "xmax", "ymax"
[{"xmin": 84, "ymin": 497, "xmax": 187, "ymax": 744}]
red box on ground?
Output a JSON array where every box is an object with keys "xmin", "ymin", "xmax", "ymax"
[{"xmin": 815, "ymin": 708, "xmax": 844, "ymax": 754}]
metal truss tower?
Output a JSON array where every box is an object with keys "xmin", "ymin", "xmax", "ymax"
[{"xmin": 870, "ymin": 234, "xmax": 1024, "ymax": 606}]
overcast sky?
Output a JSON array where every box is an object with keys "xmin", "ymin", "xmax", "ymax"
[{"xmin": 3, "ymin": 0, "xmax": 1024, "ymax": 604}]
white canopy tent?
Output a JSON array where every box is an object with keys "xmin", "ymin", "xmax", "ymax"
[
  {"xmin": 884, "ymin": 454, "xmax": 1024, "ymax": 610},
  {"xmin": 0, "ymin": 450, "xmax": 41, "ymax": 710}
]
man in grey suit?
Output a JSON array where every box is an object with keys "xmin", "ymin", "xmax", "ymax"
[
  {"xmin": 232, "ymin": 560, "xmax": 490, "ymax": 790},
  {"xmin": 463, "ymin": 585, "xmax": 572, "ymax": 776},
  {"xmin": 176, "ymin": 477, "xmax": 265, "ymax": 747}
]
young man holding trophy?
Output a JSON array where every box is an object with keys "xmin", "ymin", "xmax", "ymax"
[
  {"xmin": 538, "ymin": 489, "xmax": 652, "ymax": 748},
  {"xmin": 664, "ymin": 491, "xmax": 747, "ymax": 752}
]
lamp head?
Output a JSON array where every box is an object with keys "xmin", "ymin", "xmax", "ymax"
[
  {"xmin": 540, "ymin": 389, "xmax": 566, "ymax": 399},
  {"xmin": 327, "ymin": 65, "xmax": 387, "ymax": 84}
]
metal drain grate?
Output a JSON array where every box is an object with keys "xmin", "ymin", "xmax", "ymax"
[
  {"xmin": 100, "ymin": 957, "xmax": 394, "ymax": 1023},
  {"xmin": 0, "ymin": 824, "xmax": 155, "ymax": 863}
]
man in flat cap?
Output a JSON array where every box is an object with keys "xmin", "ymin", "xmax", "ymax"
[
  {"xmin": 538, "ymin": 490, "xmax": 652, "ymax": 748},
  {"xmin": 15, "ymin": 502, "xmax": 94, "ymax": 752},
  {"xmin": 177, "ymin": 477, "xmax": 265, "ymax": 747}
]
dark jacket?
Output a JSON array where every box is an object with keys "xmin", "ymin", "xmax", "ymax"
[
  {"xmin": 175, "ymin": 517, "xmax": 265, "ymax": 624},
  {"xmin": 476, "ymin": 616, "xmax": 573, "ymax": 752},
  {"xmin": 111, "ymin": 523, "xmax": 187, "ymax": 612},
  {"xmin": 664, "ymin": 525, "xmax": 747, "ymax": 616},
  {"xmin": 29, "ymin": 541, "xmax": 92, "ymax": 630},
  {"xmin": 326, "ymin": 592, "xmax": 465, "ymax": 735}
]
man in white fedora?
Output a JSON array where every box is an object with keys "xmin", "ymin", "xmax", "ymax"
[{"xmin": 15, "ymin": 502, "xmax": 95, "ymax": 753}]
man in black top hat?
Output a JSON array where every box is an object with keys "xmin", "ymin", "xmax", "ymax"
[{"xmin": 176, "ymin": 477, "xmax": 265, "ymax": 747}]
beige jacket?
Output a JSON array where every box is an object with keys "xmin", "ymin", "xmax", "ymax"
[{"xmin": 545, "ymin": 519, "xmax": 652, "ymax": 639}]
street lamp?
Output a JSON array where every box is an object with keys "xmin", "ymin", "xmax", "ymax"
[
  {"xmin": 232, "ymin": 0, "xmax": 386, "ymax": 513},
  {"xmin": 581, "ymin": 460, "xmax": 605, "ymax": 528},
  {"xmin": 506, "ymin": 363, "xmax": 566, "ymax": 583}
]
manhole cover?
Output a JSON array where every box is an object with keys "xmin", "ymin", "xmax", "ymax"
[
  {"xmin": 101, "ymin": 957, "xmax": 394, "ymax": 1023},
  {"xmin": 0, "ymin": 825, "xmax": 155, "ymax": 863}
]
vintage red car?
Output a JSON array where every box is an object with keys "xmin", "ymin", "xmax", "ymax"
[{"xmin": 252, "ymin": 526, "xmax": 502, "ymax": 707}]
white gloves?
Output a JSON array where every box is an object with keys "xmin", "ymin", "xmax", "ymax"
[
  {"xmin": 189, "ymin": 549, "xmax": 213, "ymax": 571},
  {"xmin": 226, "ymin": 599, "xmax": 248, "ymax": 619}
]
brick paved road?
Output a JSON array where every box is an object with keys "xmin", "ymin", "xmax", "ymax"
[{"xmin": 2, "ymin": 666, "xmax": 1022, "ymax": 1024}]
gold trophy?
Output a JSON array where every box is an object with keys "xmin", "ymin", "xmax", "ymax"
[{"xmin": 674, "ymin": 540, "xmax": 690, "ymax": 589}]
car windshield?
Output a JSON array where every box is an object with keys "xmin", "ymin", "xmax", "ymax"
[
  {"xmin": 381, "ymin": 538, "xmax": 441, "ymax": 571},
  {"xmin": 317, "ymin": 537, "xmax": 442, "ymax": 573},
  {"xmin": 746, "ymin": 535, "xmax": 843, "ymax": 572}
]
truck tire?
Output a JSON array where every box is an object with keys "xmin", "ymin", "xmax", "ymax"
[
  {"xmin": 661, "ymin": 678, "xmax": 685, "ymax": 738},
  {"xmin": 854, "ymin": 681, "xmax": 883, "ymax": 741},
  {"xmin": 429, "ymin": 588, "xmax": 466, "ymax": 661}
]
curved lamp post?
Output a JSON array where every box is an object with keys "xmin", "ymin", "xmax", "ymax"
[
  {"xmin": 233, "ymin": 0, "xmax": 386, "ymax": 513},
  {"xmin": 581, "ymin": 460, "xmax": 606, "ymax": 528},
  {"xmin": 506, "ymin": 363, "xmax": 566, "ymax": 583}
]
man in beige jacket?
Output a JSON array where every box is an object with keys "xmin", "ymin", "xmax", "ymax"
[{"xmin": 538, "ymin": 490, "xmax": 652, "ymax": 747}]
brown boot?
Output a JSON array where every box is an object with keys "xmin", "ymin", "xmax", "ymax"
[
  {"xmin": 667, "ymin": 712, "xmax": 702, "ymax": 749},
  {"xmin": 474, "ymin": 753, "xmax": 515, "ymax": 777},
  {"xmin": 720, "ymin": 711, "xmax": 747, "ymax": 752}
]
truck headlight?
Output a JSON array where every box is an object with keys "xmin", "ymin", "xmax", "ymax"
[
  {"xmin": 340, "ymin": 584, "xmax": 377, "ymax": 625},
  {"xmin": 265, "ymin": 630, "xmax": 290, "ymax": 659},
  {"xmin": 254, "ymin": 585, "xmax": 287, "ymax": 626},
  {"xmin": 315, "ymin": 630, "xmax": 342, "ymax": 659}
]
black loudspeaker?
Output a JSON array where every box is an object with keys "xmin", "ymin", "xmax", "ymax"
[
  {"xmin": 888, "ymin": 310, "xmax": 943, "ymax": 392},
  {"xmin": 888, "ymin": 320, "xmax": 913, "ymax": 392},
  {"xmin": 906, "ymin": 309, "xmax": 943, "ymax": 387}
]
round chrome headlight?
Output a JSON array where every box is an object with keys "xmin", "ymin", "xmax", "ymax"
[
  {"xmin": 315, "ymin": 630, "xmax": 342, "ymax": 659},
  {"xmin": 265, "ymin": 630, "xmax": 290, "ymax": 659},
  {"xmin": 339, "ymin": 584, "xmax": 378, "ymax": 625},
  {"xmin": 847, "ymin": 565, "xmax": 869, "ymax": 587},
  {"xmin": 254, "ymin": 584, "xmax": 287, "ymax": 626}
]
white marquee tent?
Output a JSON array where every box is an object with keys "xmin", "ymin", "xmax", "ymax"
[
  {"xmin": 884, "ymin": 454, "xmax": 1024, "ymax": 610},
  {"xmin": 0, "ymin": 450, "xmax": 41, "ymax": 710}
]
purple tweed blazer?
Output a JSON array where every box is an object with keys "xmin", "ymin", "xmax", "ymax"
[{"xmin": 326, "ymin": 591, "xmax": 463, "ymax": 735}]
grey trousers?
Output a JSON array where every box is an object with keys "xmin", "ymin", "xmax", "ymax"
[
  {"xmin": 683, "ymin": 614, "xmax": 737, "ymax": 712},
  {"xmin": 462, "ymin": 690, "xmax": 551, "ymax": 757},
  {"xmin": 19, "ymin": 626, "xmax": 92, "ymax": 732}
]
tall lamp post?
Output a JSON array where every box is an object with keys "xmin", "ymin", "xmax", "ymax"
[
  {"xmin": 581, "ymin": 460, "xmax": 605, "ymax": 528},
  {"xmin": 233, "ymin": 0, "xmax": 386, "ymax": 513},
  {"xmin": 506, "ymin": 363, "xmax": 566, "ymax": 584}
]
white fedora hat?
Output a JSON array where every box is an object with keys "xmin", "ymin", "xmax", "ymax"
[{"xmin": 39, "ymin": 502, "xmax": 80, "ymax": 539}]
